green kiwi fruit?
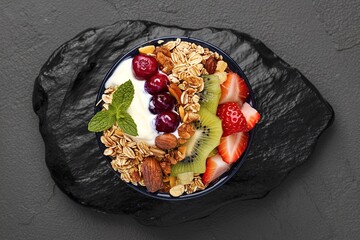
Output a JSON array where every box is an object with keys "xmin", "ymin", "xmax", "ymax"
[
  {"xmin": 208, "ymin": 148, "xmax": 218, "ymax": 158},
  {"xmin": 170, "ymin": 107, "xmax": 223, "ymax": 176},
  {"xmin": 199, "ymin": 75, "xmax": 221, "ymax": 114},
  {"xmin": 176, "ymin": 172, "xmax": 194, "ymax": 185}
]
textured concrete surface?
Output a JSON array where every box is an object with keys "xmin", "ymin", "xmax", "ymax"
[{"xmin": 0, "ymin": 0, "xmax": 359, "ymax": 239}]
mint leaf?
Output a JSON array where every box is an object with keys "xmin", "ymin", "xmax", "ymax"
[
  {"xmin": 117, "ymin": 112, "xmax": 138, "ymax": 136},
  {"xmin": 108, "ymin": 104, "xmax": 117, "ymax": 114},
  {"xmin": 88, "ymin": 110, "xmax": 116, "ymax": 132},
  {"xmin": 112, "ymin": 80, "xmax": 134, "ymax": 110},
  {"xmin": 88, "ymin": 81, "xmax": 138, "ymax": 136}
]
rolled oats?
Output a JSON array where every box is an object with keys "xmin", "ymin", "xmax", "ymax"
[
  {"xmin": 170, "ymin": 184, "xmax": 185, "ymax": 197},
  {"xmin": 104, "ymin": 148, "xmax": 114, "ymax": 156}
]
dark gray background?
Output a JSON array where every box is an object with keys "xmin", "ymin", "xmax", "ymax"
[{"xmin": 1, "ymin": 0, "xmax": 359, "ymax": 239}]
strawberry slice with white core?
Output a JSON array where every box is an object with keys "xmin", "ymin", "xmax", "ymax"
[
  {"xmin": 202, "ymin": 154, "xmax": 231, "ymax": 185},
  {"xmin": 218, "ymin": 132, "xmax": 249, "ymax": 164},
  {"xmin": 240, "ymin": 102, "xmax": 261, "ymax": 131},
  {"xmin": 219, "ymin": 72, "xmax": 249, "ymax": 105}
]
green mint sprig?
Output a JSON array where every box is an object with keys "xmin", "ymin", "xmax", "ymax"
[{"xmin": 88, "ymin": 80, "xmax": 138, "ymax": 136}]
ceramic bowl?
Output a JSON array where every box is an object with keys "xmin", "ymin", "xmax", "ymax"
[{"xmin": 95, "ymin": 37, "xmax": 257, "ymax": 200}]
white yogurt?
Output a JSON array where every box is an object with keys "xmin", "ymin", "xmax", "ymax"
[{"xmin": 105, "ymin": 58, "xmax": 158, "ymax": 145}]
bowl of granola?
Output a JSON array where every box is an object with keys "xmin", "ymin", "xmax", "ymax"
[{"xmin": 89, "ymin": 37, "xmax": 260, "ymax": 200}]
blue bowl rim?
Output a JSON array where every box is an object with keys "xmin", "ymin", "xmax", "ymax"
[{"xmin": 95, "ymin": 36, "xmax": 257, "ymax": 201}]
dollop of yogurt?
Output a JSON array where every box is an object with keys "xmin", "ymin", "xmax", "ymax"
[{"xmin": 105, "ymin": 58, "xmax": 157, "ymax": 145}]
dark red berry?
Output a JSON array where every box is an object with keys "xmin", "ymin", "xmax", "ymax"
[
  {"xmin": 149, "ymin": 93, "xmax": 176, "ymax": 114},
  {"xmin": 132, "ymin": 54, "xmax": 158, "ymax": 80},
  {"xmin": 155, "ymin": 111, "xmax": 180, "ymax": 133},
  {"xmin": 144, "ymin": 73, "xmax": 170, "ymax": 95}
]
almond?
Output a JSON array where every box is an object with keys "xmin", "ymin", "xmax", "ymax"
[
  {"xmin": 141, "ymin": 157, "xmax": 163, "ymax": 192},
  {"xmin": 205, "ymin": 55, "xmax": 217, "ymax": 74},
  {"xmin": 155, "ymin": 133, "xmax": 178, "ymax": 150},
  {"xmin": 168, "ymin": 83, "xmax": 182, "ymax": 104}
]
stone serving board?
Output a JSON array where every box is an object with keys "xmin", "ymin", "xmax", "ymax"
[{"xmin": 32, "ymin": 20, "xmax": 334, "ymax": 226}]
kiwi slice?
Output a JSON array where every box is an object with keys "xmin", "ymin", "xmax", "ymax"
[
  {"xmin": 208, "ymin": 148, "xmax": 218, "ymax": 158},
  {"xmin": 199, "ymin": 75, "xmax": 221, "ymax": 114},
  {"xmin": 177, "ymin": 172, "xmax": 194, "ymax": 185},
  {"xmin": 171, "ymin": 107, "xmax": 223, "ymax": 176}
]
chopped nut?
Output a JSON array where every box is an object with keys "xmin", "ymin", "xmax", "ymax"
[
  {"xmin": 155, "ymin": 133, "xmax": 178, "ymax": 150},
  {"xmin": 168, "ymin": 83, "xmax": 182, "ymax": 104},
  {"xmin": 178, "ymin": 138, "xmax": 188, "ymax": 145},
  {"xmin": 141, "ymin": 157, "xmax": 163, "ymax": 192},
  {"xmin": 160, "ymin": 161, "xmax": 171, "ymax": 175},
  {"xmin": 156, "ymin": 46, "xmax": 172, "ymax": 57},
  {"xmin": 156, "ymin": 51, "xmax": 174, "ymax": 74},
  {"xmin": 178, "ymin": 123, "xmax": 195, "ymax": 139},
  {"xmin": 164, "ymin": 153, "xmax": 178, "ymax": 165},
  {"xmin": 161, "ymin": 182, "xmax": 171, "ymax": 193},
  {"xmin": 179, "ymin": 106, "xmax": 185, "ymax": 121},
  {"xmin": 205, "ymin": 55, "xmax": 217, "ymax": 74}
]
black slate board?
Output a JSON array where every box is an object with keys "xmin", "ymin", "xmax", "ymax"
[{"xmin": 32, "ymin": 20, "xmax": 334, "ymax": 226}]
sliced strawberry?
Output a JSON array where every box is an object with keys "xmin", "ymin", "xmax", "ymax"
[
  {"xmin": 219, "ymin": 72, "xmax": 249, "ymax": 105},
  {"xmin": 218, "ymin": 132, "xmax": 249, "ymax": 164},
  {"xmin": 241, "ymin": 102, "xmax": 261, "ymax": 131},
  {"xmin": 216, "ymin": 102, "xmax": 248, "ymax": 137},
  {"xmin": 202, "ymin": 154, "xmax": 231, "ymax": 185}
]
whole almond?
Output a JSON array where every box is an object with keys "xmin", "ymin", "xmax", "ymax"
[
  {"xmin": 141, "ymin": 157, "xmax": 163, "ymax": 192},
  {"xmin": 205, "ymin": 55, "xmax": 217, "ymax": 74},
  {"xmin": 155, "ymin": 133, "xmax": 178, "ymax": 150}
]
